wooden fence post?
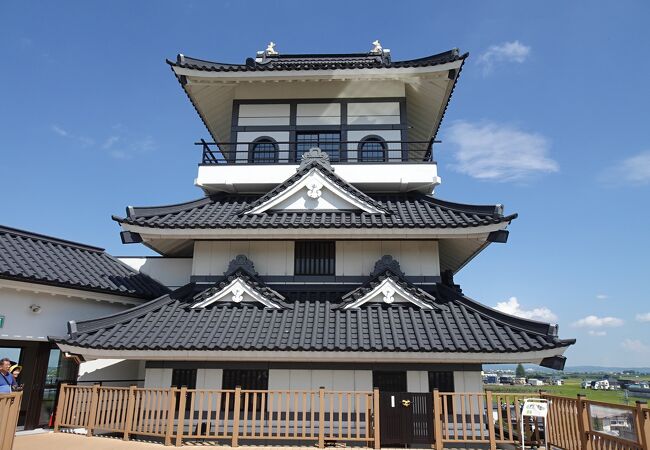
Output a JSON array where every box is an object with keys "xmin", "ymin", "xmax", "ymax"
[
  {"xmin": 373, "ymin": 388, "xmax": 381, "ymax": 450},
  {"xmin": 232, "ymin": 386, "xmax": 242, "ymax": 447},
  {"xmin": 318, "ymin": 387, "xmax": 325, "ymax": 449},
  {"xmin": 123, "ymin": 385, "xmax": 136, "ymax": 441},
  {"xmin": 175, "ymin": 387, "xmax": 187, "ymax": 447},
  {"xmin": 86, "ymin": 384, "xmax": 100, "ymax": 437},
  {"xmin": 635, "ymin": 401, "xmax": 648, "ymax": 450},
  {"xmin": 53, "ymin": 383, "xmax": 67, "ymax": 432},
  {"xmin": 164, "ymin": 388, "xmax": 178, "ymax": 446},
  {"xmin": 486, "ymin": 390, "xmax": 496, "ymax": 450},
  {"xmin": 577, "ymin": 394, "xmax": 591, "ymax": 450},
  {"xmin": 433, "ymin": 389, "xmax": 443, "ymax": 450}
]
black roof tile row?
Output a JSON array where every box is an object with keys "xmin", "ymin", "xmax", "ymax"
[{"xmin": 0, "ymin": 226, "xmax": 169, "ymax": 299}]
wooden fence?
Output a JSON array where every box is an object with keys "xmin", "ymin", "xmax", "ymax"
[
  {"xmin": 54, "ymin": 384, "xmax": 378, "ymax": 448},
  {"xmin": 0, "ymin": 392, "xmax": 22, "ymax": 450},
  {"xmin": 54, "ymin": 385, "xmax": 649, "ymax": 449}
]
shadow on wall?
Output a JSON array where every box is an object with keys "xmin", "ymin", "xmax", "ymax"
[{"xmin": 77, "ymin": 359, "xmax": 144, "ymax": 387}]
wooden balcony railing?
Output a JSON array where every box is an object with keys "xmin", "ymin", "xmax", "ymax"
[
  {"xmin": 0, "ymin": 392, "xmax": 22, "ymax": 450},
  {"xmin": 196, "ymin": 140, "xmax": 435, "ymax": 165},
  {"xmin": 53, "ymin": 384, "xmax": 649, "ymax": 449}
]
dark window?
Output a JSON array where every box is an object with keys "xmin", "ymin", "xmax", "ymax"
[
  {"xmin": 222, "ymin": 369, "xmax": 269, "ymax": 390},
  {"xmin": 294, "ymin": 241, "xmax": 335, "ymax": 276},
  {"xmin": 428, "ymin": 371, "xmax": 454, "ymax": 392},
  {"xmin": 296, "ymin": 132, "xmax": 341, "ymax": 162},
  {"xmin": 171, "ymin": 368, "xmax": 197, "ymax": 389},
  {"xmin": 373, "ymin": 371, "xmax": 407, "ymax": 392},
  {"xmin": 359, "ymin": 137, "xmax": 387, "ymax": 162},
  {"xmin": 250, "ymin": 138, "xmax": 278, "ymax": 163}
]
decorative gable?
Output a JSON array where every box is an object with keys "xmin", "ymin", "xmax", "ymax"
[
  {"xmin": 342, "ymin": 256, "xmax": 435, "ymax": 310},
  {"xmin": 244, "ymin": 148, "xmax": 387, "ymax": 215},
  {"xmin": 191, "ymin": 276, "xmax": 283, "ymax": 309}
]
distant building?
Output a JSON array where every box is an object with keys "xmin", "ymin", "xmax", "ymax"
[{"xmin": 527, "ymin": 378, "xmax": 544, "ymax": 386}]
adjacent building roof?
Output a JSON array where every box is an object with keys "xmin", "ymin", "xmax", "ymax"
[
  {"xmin": 168, "ymin": 49, "xmax": 467, "ymax": 73},
  {"xmin": 116, "ymin": 193, "xmax": 514, "ymax": 231},
  {"xmin": 53, "ymin": 274, "xmax": 574, "ymax": 365},
  {"xmin": 0, "ymin": 225, "xmax": 168, "ymax": 300}
]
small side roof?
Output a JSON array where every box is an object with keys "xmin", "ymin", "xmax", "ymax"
[{"xmin": 0, "ymin": 225, "xmax": 168, "ymax": 300}]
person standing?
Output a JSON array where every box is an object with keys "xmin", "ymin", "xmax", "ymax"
[{"xmin": 0, "ymin": 357, "xmax": 17, "ymax": 394}]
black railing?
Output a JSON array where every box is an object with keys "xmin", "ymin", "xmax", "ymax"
[{"xmin": 196, "ymin": 140, "xmax": 435, "ymax": 165}]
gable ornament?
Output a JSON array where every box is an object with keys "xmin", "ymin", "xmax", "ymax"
[
  {"xmin": 382, "ymin": 285, "xmax": 395, "ymax": 304},
  {"xmin": 306, "ymin": 179, "xmax": 323, "ymax": 199},
  {"xmin": 231, "ymin": 286, "xmax": 244, "ymax": 303}
]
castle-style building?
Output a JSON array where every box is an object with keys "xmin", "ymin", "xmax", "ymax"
[{"xmin": 52, "ymin": 42, "xmax": 574, "ymax": 394}]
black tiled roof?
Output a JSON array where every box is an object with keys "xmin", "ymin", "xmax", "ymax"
[
  {"xmin": 168, "ymin": 49, "xmax": 467, "ymax": 73},
  {"xmin": 0, "ymin": 225, "xmax": 168, "ymax": 299},
  {"xmin": 54, "ymin": 278, "xmax": 574, "ymax": 356},
  {"xmin": 115, "ymin": 194, "xmax": 515, "ymax": 230}
]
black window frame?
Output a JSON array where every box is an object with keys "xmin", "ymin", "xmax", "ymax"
[
  {"xmin": 295, "ymin": 131, "xmax": 342, "ymax": 162},
  {"xmin": 358, "ymin": 135, "xmax": 388, "ymax": 162},
  {"xmin": 222, "ymin": 369, "xmax": 269, "ymax": 390},
  {"xmin": 294, "ymin": 240, "xmax": 336, "ymax": 276},
  {"xmin": 171, "ymin": 368, "xmax": 197, "ymax": 389},
  {"xmin": 428, "ymin": 371, "xmax": 454, "ymax": 392},
  {"xmin": 248, "ymin": 136, "xmax": 279, "ymax": 163},
  {"xmin": 372, "ymin": 371, "xmax": 408, "ymax": 392}
]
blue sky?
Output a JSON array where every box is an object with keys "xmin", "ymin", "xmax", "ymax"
[{"xmin": 1, "ymin": 1, "xmax": 649, "ymax": 367}]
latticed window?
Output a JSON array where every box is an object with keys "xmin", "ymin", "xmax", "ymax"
[
  {"xmin": 373, "ymin": 371, "xmax": 407, "ymax": 392},
  {"xmin": 428, "ymin": 371, "xmax": 454, "ymax": 392},
  {"xmin": 171, "ymin": 368, "xmax": 197, "ymax": 388},
  {"xmin": 250, "ymin": 138, "xmax": 278, "ymax": 163},
  {"xmin": 359, "ymin": 137, "xmax": 387, "ymax": 162},
  {"xmin": 296, "ymin": 132, "xmax": 341, "ymax": 162},
  {"xmin": 294, "ymin": 241, "xmax": 335, "ymax": 276},
  {"xmin": 222, "ymin": 369, "xmax": 269, "ymax": 390}
]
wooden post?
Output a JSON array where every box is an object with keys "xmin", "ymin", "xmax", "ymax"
[
  {"xmin": 123, "ymin": 385, "xmax": 136, "ymax": 441},
  {"xmin": 373, "ymin": 388, "xmax": 381, "ymax": 450},
  {"xmin": 576, "ymin": 394, "xmax": 591, "ymax": 450},
  {"xmin": 53, "ymin": 383, "xmax": 67, "ymax": 432},
  {"xmin": 86, "ymin": 384, "xmax": 100, "ymax": 437},
  {"xmin": 175, "ymin": 387, "xmax": 187, "ymax": 447},
  {"xmin": 318, "ymin": 387, "xmax": 325, "ymax": 449},
  {"xmin": 164, "ymin": 388, "xmax": 178, "ymax": 446},
  {"xmin": 635, "ymin": 401, "xmax": 648, "ymax": 450},
  {"xmin": 433, "ymin": 389, "xmax": 443, "ymax": 450},
  {"xmin": 485, "ymin": 390, "xmax": 496, "ymax": 450},
  {"xmin": 232, "ymin": 386, "xmax": 242, "ymax": 447}
]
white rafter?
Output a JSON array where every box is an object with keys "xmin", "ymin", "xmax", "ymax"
[
  {"xmin": 343, "ymin": 277, "xmax": 434, "ymax": 310},
  {"xmin": 191, "ymin": 277, "xmax": 282, "ymax": 309},
  {"xmin": 246, "ymin": 168, "xmax": 385, "ymax": 215}
]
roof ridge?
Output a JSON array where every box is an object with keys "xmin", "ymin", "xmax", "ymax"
[{"xmin": 0, "ymin": 224, "xmax": 105, "ymax": 252}]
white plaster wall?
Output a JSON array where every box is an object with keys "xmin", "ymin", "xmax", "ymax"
[
  {"xmin": 144, "ymin": 368, "xmax": 172, "ymax": 388},
  {"xmin": 336, "ymin": 241, "xmax": 440, "ymax": 277},
  {"xmin": 347, "ymin": 102, "xmax": 400, "ymax": 125},
  {"xmin": 453, "ymin": 371, "xmax": 483, "ymax": 393},
  {"xmin": 118, "ymin": 257, "xmax": 192, "ymax": 290},
  {"xmin": 235, "ymin": 131, "xmax": 290, "ymax": 163},
  {"xmin": 346, "ymin": 129, "xmax": 402, "ymax": 162},
  {"xmin": 0, "ymin": 287, "xmax": 134, "ymax": 341},
  {"xmin": 268, "ymin": 369, "xmax": 372, "ymax": 412},
  {"xmin": 296, "ymin": 103, "xmax": 341, "ymax": 125},
  {"xmin": 192, "ymin": 241, "xmax": 294, "ymax": 276},
  {"xmin": 407, "ymin": 371, "xmax": 429, "ymax": 393},
  {"xmin": 196, "ymin": 368, "xmax": 223, "ymax": 389},
  {"xmin": 238, "ymin": 104, "xmax": 290, "ymax": 126}
]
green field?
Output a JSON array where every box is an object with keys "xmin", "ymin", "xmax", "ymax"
[{"xmin": 486, "ymin": 377, "xmax": 650, "ymax": 406}]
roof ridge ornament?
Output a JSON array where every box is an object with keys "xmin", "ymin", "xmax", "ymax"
[
  {"xmin": 265, "ymin": 41, "xmax": 278, "ymax": 56},
  {"xmin": 370, "ymin": 40, "xmax": 383, "ymax": 54},
  {"xmin": 370, "ymin": 255, "xmax": 405, "ymax": 278},
  {"xmin": 224, "ymin": 254, "xmax": 259, "ymax": 278},
  {"xmin": 298, "ymin": 147, "xmax": 332, "ymax": 170}
]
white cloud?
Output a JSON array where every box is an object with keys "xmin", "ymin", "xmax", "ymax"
[
  {"xmin": 102, "ymin": 136, "xmax": 120, "ymax": 149},
  {"xmin": 478, "ymin": 41, "xmax": 531, "ymax": 74},
  {"xmin": 572, "ymin": 315, "xmax": 624, "ymax": 328},
  {"xmin": 494, "ymin": 297, "xmax": 557, "ymax": 322},
  {"xmin": 51, "ymin": 125, "xmax": 69, "ymax": 137},
  {"xmin": 608, "ymin": 151, "xmax": 650, "ymax": 186},
  {"xmin": 636, "ymin": 313, "xmax": 650, "ymax": 322},
  {"xmin": 588, "ymin": 330, "xmax": 607, "ymax": 337},
  {"xmin": 595, "ymin": 294, "xmax": 608, "ymax": 300},
  {"xmin": 446, "ymin": 121, "xmax": 559, "ymax": 181},
  {"xmin": 621, "ymin": 339, "xmax": 649, "ymax": 353}
]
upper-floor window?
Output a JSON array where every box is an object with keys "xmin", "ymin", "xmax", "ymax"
[
  {"xmin": 296, "ymin": 132, "xmax": 340, "ymax": 162},
  {"xmin": 249, "ymin": 137, "xmax": 279, "ymax": 163},
  {"xmin": 358, "ymin": 136, "xmax": 387, "ymax": 162},
  {"xmin": 294, "ymin": 240, "xmax": 335, "ymax": 276}
]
